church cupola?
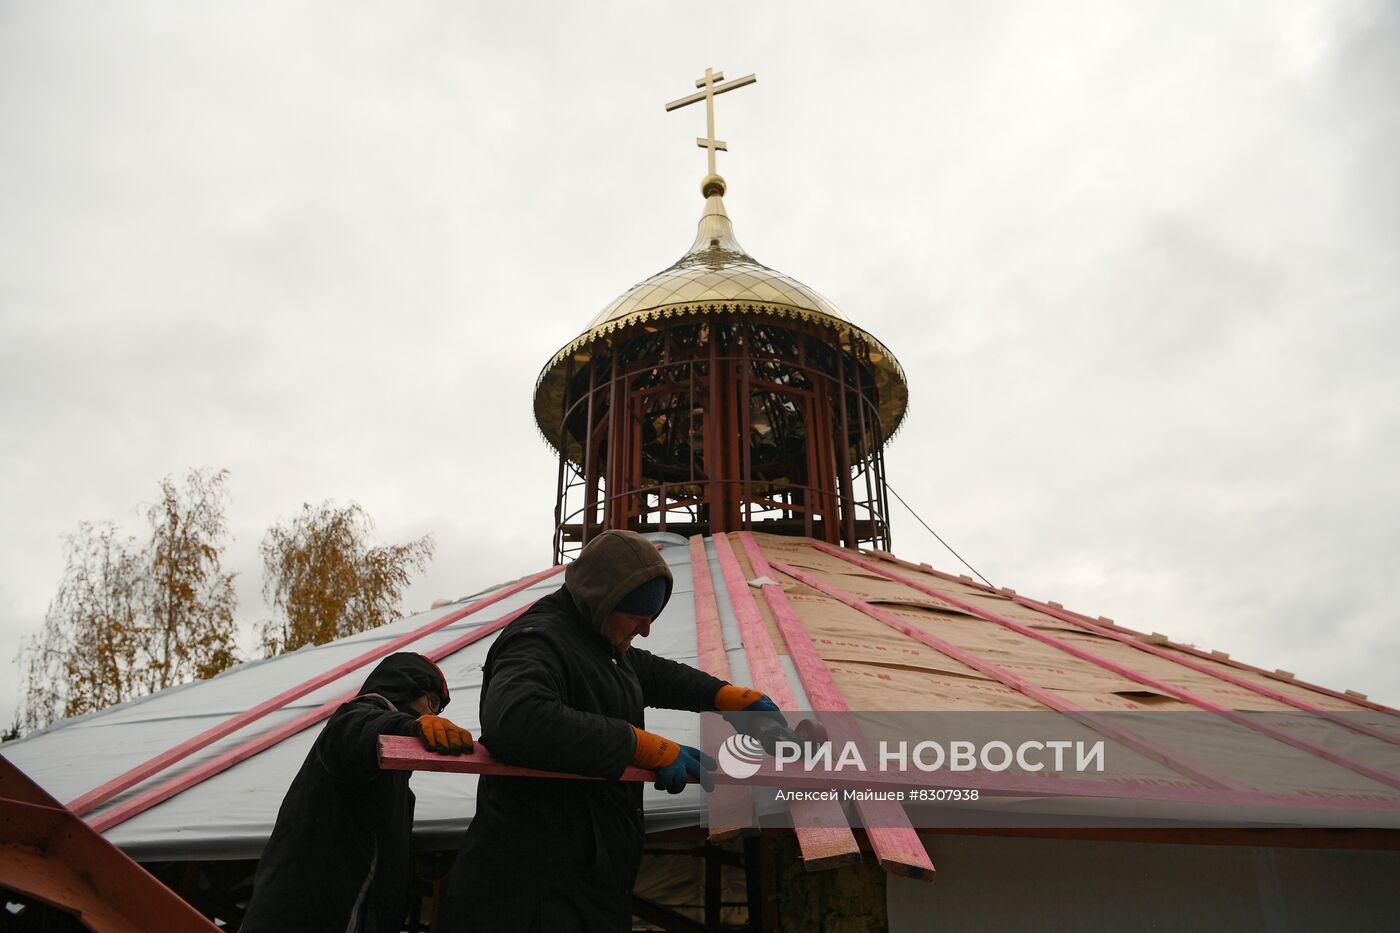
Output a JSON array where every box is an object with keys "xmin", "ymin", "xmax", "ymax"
[{"xmin": 534, "ymin": 68, "xmax": 908, "ymax": 561}]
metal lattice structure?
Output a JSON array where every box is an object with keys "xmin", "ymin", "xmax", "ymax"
[
  {"xmin": 546, "ymin": 315, "xmax": 893, "ymax": 560},
  {"xmin": 536, "ymin": 175, "xmax": 908, "ymax": 562}
]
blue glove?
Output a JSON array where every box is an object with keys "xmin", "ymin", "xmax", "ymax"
[
  {"xmin": 745, "ymin": 695, "xmax": 780, "ymax": 714},
  {"xmin": 653, "ymin": 744, "xmax": 717, "ymax": 795},
  {"xmin": 723, "ymin": 693, "xmax": 786, "ymax": 733}
]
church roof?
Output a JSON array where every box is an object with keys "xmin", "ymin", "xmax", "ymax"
[
  {"xmin": 533, "ymin": 178, "xmax": 910, "ymax": 454},
  {"xmin": 5, "ymin": 533, "xmax": 1397, "ymax": 862}
]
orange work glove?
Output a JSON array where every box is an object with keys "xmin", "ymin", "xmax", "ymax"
[
  {"xmin": 417, "ymin": 714, "xmax": 473, "ymax": 755},
  {"xmin": 631, "ymin": 726, "xmax": 681, "ymax": 769},
  {"xmin": 631, "ymin": 727, "xmax": 715, "ymax": 794},
  {"xmin": 714, "ymin": 685, "xmax": 768, "ymax": 712}
]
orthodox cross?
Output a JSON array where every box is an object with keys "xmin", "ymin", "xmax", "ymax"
[{"xmin": 665, "ymin": 67, "xmax": 757, "ymax": 176}]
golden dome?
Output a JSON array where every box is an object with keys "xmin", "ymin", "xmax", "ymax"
[{"xmin": 534, "ymin": 179, "xmax": 909, "ymax": 454}]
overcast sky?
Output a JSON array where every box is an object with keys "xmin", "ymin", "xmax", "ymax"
[{"xmin": 3, "ymin": 0, "xmax": 1397, "ymax": 727}]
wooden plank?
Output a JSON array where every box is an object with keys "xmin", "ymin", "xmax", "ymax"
[
  {"xmin": 690, "ymin": 535, "xmax": 733, "ymax": 680},
  {"xmin": 770, "ymin": 559, "xmax": 1250, "ymax": 791},
  {"xmin": 711, "ymin": 534, "xmax": 862, "ymax": 871},
  {"xmin": 68, "ymin": 563, "xmax": 564, "ymax": 816},
  {"xmin": 736, "ymin": 533, "xmax": 934, "ymax": 880},
  {"xmin": 88, "ymin": 603, "xmax": 538, "ymax": 834},
  {"xmin": 379, "ymin": 735, "xmax": 664, "ymax": 783},
  {"xmin": 689, "ymin": 534, "xmax": 755, "ymax": 841},
  {"xmin": 713, "ymin": 534, "xmax": 799, "ymax": 708},
  {"xmin": 810, "ymin": 543, "xmax": 1400, "ymax": 793}
]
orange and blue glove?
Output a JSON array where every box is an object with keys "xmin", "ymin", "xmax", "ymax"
[
  {"xmin": 716, "ymin": 685, "xmax": 781, "ymax": 715},
  {"xmin": 417, "ymin": 714, "xmax": 473, "ymax": 755},
  {"xmin": 716, "ymin": 685, "xmax": 794, "ymax": 754},
  {"xmin": 632, "ymin": 726, "xmax": 716, "ymax": 794}
]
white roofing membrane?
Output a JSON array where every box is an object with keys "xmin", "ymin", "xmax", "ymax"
[{"xmin": 3, "ymin": 534, "xmax": 763, "ymax": 861}]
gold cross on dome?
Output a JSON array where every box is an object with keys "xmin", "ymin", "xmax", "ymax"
[{"xmin": 665, "ymin": 67, "xmax": 757, "ymax": 176}]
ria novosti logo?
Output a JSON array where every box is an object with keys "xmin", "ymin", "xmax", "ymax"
[
  {"xmin": 717, "ymin": 734, "xmax": 767, "ymax": 779},
  {"xmin": 715, "ymin": 734, "xmax": 1107, "ymax": 780}
]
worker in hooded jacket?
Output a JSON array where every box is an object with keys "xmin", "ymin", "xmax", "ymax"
[
  {"xmin": 241, "ymin": 651, "xmax": 472, "ymax": 933},
  {"xmin": 438, "ymin": 529, "xmax": 783, "ymax": 933}
]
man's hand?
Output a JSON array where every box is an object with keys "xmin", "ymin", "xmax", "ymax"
[
  {"xmin": 417, "ymin": 714, "xmax": 473, "ymax": 755},
  {"xmin": 717, "ymin": 685, "xmax": 788, "ymax": 743},
  {"xmin": 742, "ymin": 694, "xmax": 780, "ymax": 714},
  {"xmin": 715, "ymin": 685, "xmax": 782, "ymax": 718},
  {"xmin": 653, "ymin": 745, "xmax": 717, "ymax": 795},
  {"xmin": 713, "ymin": 685, "xmax": 827, "ymax": 756},
  {"xmin": 632, "ymin": 727, "xmax": 716, "ymax": 794}
]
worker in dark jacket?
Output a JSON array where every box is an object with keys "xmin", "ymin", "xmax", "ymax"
[
  {"xmin": 438, "ymin": 529, "xmax": 782, "ymax": 933},
  {"xmin": 242, "ymin": 651, "xmax": 472, "ymax": 933}
]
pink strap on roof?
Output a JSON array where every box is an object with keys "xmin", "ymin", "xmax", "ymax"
[
  {"xmin": 69, "ymin": 563, "xmax": 563, "ymax": 817},
  {"xmin": 736, "ymin": 533, "xmax": 935, "ymax": 880},
  {"xmin": 712, "ymin": 534, "xmax": 800, "ymax": 710},
  {"xmin": 711, "ymin": 534, "xmax": 862, "ymax": 871},
  {"xmin": 865, "ymin": 547, "xmax": 1399, "ymax": 716},
  {"xmin": 689, "ymin": 535, "xmax": 733, "ymax": 682},
  {"xmin": 1009, "ymin": 594, "xmax": 1400, "ymax": 747},
  {"xmin": 89, "ymin": 602, "xmax": 538, "ymax": 834},
  {"xmin": 688, "ymin": 535, "xmax": 754, "ymax": 842},
  {"xmin": 812, "ymin": 543, "xmax": 1400, "ymax": 793},
  {"xmin": 769, "ymin": 559, "xmax": 1251, "ymax": 792}
]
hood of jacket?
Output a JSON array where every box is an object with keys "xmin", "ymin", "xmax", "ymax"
[
  {"xmin": 563, "ymin": 529, "xmax": 674, "ymax": 633},
  {"xmin": 357, "ymin": 651, "xmax": 450, "ymax": 712}
]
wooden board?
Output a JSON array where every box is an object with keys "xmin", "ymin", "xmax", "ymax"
[{"xmin": 738, "ymin": 533, "xmax": 935, "ymax": 880}]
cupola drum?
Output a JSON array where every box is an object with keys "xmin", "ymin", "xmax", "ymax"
[{"xmin": 534, "ymin": 175, "xmax": 908, "ymax": 562}]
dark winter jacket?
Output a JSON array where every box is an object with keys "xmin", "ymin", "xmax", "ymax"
[
  {"xmin": 241, "ymin": 652, "xmax": 450, "ymax": 933},
  {"xmin": 440, "ymin": 530, "xmax": 727, "ymax": 933}
]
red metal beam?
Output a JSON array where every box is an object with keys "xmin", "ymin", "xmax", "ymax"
[
  {"xmin": 769, "ymin": 560, "xmax": 1251, "ymax": 792},
  {"xmin": 1, "ymin": 756, "xmax": 219, "ymax": 932},
  {"xmin": 810, "ymin": 543, "xmax": 1400, "ymax": 792},
  {"xmin": 736, "ymin": 533, "xmax": 935, "ymax": 880},
  {"xmin": 689, "ymin": 534, "xmax": 755, "ymax": 841},
  {"xmin": 711, "ymin": 534, "xmax": 862, "ymax": 870},
  {"xmin": 69, "ymin": 564, "xmax": 563, "ymax": 817},
  {"xmin": 89, "ymin": 603, "xmax": 539, "ymax": 834}
]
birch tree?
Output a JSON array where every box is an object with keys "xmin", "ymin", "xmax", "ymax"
[
  {"xmin": 143, "ymin": 469, "xmax": 239, "ymax": 690},
  {"xmin": 18, "ymin": 469, "xmax": 239, "ymax": 732},
  {"xmin": 259, "ymin": 502, "xmax": 433, "ymax": 657},
  {"xmin": 19, "ymin": 522, "xmax": 144, "ymax": 732}
]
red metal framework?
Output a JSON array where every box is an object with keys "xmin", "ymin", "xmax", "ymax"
[
  {"xmin": 0, "ymin": 756, "xmax": 219, "ymax": 931},
  {"xmin": 550, "ymin": 315, "xmax": 892, "ymax": 561}
]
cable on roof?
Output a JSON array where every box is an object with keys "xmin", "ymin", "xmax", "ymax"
[{"xmin": 885, "ymin": 483, "xmax": 995, "ymax": 589}]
